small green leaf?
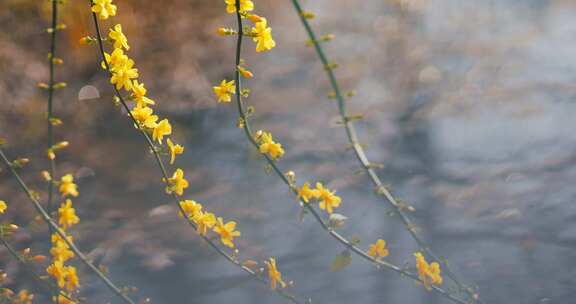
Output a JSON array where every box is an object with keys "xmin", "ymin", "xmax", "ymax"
[
  {"xmin": 350, "ymin": 235, "xmax": 361, "ymax": 246},
  {"xmin": 330, "ymin": 250, "xmax": 352, "ymax": 272}
]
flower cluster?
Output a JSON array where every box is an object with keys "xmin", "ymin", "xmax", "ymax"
[
  {"xmin": 179, "ymin": 200, "xmax": 241, "ymax": 248},
  {"xmin": 255, "ymin": 130, "xmax": 285, "ymax": 160},
  {"xmin": 46, "ymin": 174, "xmax": 81, "ymax": 299},
  {"xmin": 213, "ymin": 0, "xmax": 276, "ymax": 104},
  {"xmin": 91, "ymin": 0, "xmax": 244, "ymax": 255},
  {"xmin": 297, "ymin": 182, "xmax": 342, "ymax": 214},
  {"xmin": 92, "ymin": 0, "xmax": 185, "ymax": 166},
  {"xmin": 224, "ymin": 0, "xmax": 275, "ymax": 53},
  {"xmin": 414, "ymin": 252, "xmax": 443, "ymax": 291}
]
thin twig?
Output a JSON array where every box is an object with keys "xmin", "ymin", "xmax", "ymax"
[
  {"xmin": 231, "ymin": 3, "xmax": 468, "ymax": 303},
  {"xmin": 289, "ymin": 1, "xmax": 482, "ymax": 302},
  {"xmin": 46, "ymin": 0, "xmax": 59, "ymax": 301}
]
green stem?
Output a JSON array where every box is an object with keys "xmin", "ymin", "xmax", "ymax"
[
  {"xmin": 231, "ymin": 4, "xmax": 468, "ymax": 304},
  {"xmin": 46, "ymin": 0, "xmax": 59, "ymax": 301},
  {"xmin": 289, "ymin": 1, "xmax": 482, "ymax": 302},
  {"xmin": 0, "ymin": 148, "xmax": 136, "ymax": 304}
]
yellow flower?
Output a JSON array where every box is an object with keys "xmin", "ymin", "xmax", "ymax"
[
  {"xmin": 51, "ymin": 233, "xmax": 74, "ymax": 247},
  {"xmin": 165, "ymin": 168, "xmax": 189, "ymax": 196},
  {"xmin": 109, "ymin": 24, "xmax": 129, "ymax": 50},
  {"xmin": 179, "ymin": 199, "xmax": 202, "ymax": 217},
  {"xmin": 131, "ymin": 80, "xmax": 155, "ymax": 108},
  {"xmin": 257, "ymin": 131, "xmax": 285, "ymax": 160},
  {"xmin": 368, "ymin": 239, "xmax": 389, "ymax": 259},
  {"xmin": 213, "ymin": 79, "xmax": 235, "ymax": 103},
  {"xmin": 297, "ymin": 182, "xmax": 319, "ymax": 203},
  {"xmin": 47, "ymin": 260, "xmax": 66, "ymax": 288},
  {"xmin": 192, "ymin": 210, "xmax": 216, "ymax": 236},
  {"xmin": 59, "ymin": 174, "xmax": 79, "ymax": 198},
  {"xmin": 213, "ymin": 217, "xmax": 241, "ymax": 248},
  {"xmin": 225, "ymin": 0, "xmax": 254, "ymax": 14},
  {"xmin": 63, "ymin": 266, "xmax": 80, "ymax": 292},
  {"xmin": 58, "ymin": 199, "xmax": 79, "ymax": 230},
  {"xmin": 315, "ymin": 183, "xmax": 341, "ymax": 214},
  {"xmin": 252, "ymin": 18, "xmax": 276, "ymax": 52},
  {"xmin": 110, "ymin": 58, "xmax": 139, "ymax": 90},
  {"xmin": 265, "ymin": 258, "xmax": 286, "ymax": 290},
  {"xmin": 152, "ymin": 119, "xmax": 172, "ymax": 143},
  {"xmin": 131, "ymin": 106, "xmax": 158, "ymax": 129},
  {"xmin": 0, "ymin": 200, "xmax": 7, "ymax": 214},
  {"xmin": 91, "ymin": 0, "xmax": 117, "ymax": 20},
  {"xmin": 414, "ymin": 252, "xmax": 443, "ymax": 291},
  {"xmin": 14, "ymin": 289, "xmax": 34, "ymax": 304},
  {"xmin": 102, "ymin": 48, "xmax": 126, "ymax": 70},
  {"xmin": 50, "ymin": 242, "xmax": 75, "ymax": 263},
  {"xmin": 429, "ymin": 262, "xmax": 443, "ymax": 285},
  {"xmin": 50, "ymin": 233, "xmax": 75, "ymax": 262},
  {"xmin": 167, "ymin": 138, "xmax": 184, "ymax": 165}
]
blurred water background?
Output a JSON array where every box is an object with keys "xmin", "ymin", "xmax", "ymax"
[{"xmin": 1, "ymin": 0, "xmax": 576, "ymax": 303}]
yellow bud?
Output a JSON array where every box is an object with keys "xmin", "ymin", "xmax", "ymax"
[
  {"xmin": 13, "ymin": 158, "xmax": 30, "ymax": 167},
  {"xmin": 37, "ymin": 83, "xmax": 50, "ymax": 89},
  {"xmin": 236, "ymin": 118, "xmax": 245, "ymax": 129},
  {"xmin": 56, "ymin": 23, "xmax": 67, "ymax": 30},
  {"xmin": 47, "ymin": 149, "xmax": 56, "ymax": 160},
  {"xmin": 321, "ymin": 34, "xmax": 336, "ymax": 42},
  {"xmin": 324, "ymin": 62, "xmax": 339, "ymax": 70},
  {"xmin": 79, "ymin": 36, "xmax": 91, "ymax": 45},
  {"xmin": 41, "ymin": 171, "xmax": 52, "ymax": 182},
  {"xmin": 217, "ymin": 27, "xmax": 228, "ymax": 36},
  {"xmin": 301, "ymin": 11, "xmax": 315, "ymax": 19},
  {"xmin": 53, "ymin": 82, "xmax": 67, "ymax": 89},
  {"xmin": 53, "ymin": 141, "xmax": 69, "ymax": 150},
  {"xmin": 32, "ymin": 255, "xmax": 47, "ymax": 263},
  {"xmin": 49, "ymin": 118, "xmax": 63, "ymax": 126},
  {"xmin": 217, "ymin": 27, "xmax": 236, "ymax": 36},
  {"xmin": 248, "ymin": 14, "xmax": 263, "ymax": 23},
  {"xmin": 285, "ymin": 170, "xmax": 296, "ymax": 185},
  {"xmin": 238, "ymin": 66, "xmax": 254, "ymax": 78},
  {"xmin": 52, "ymin": 58, "xmax": 64, "ymax": 65}
]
